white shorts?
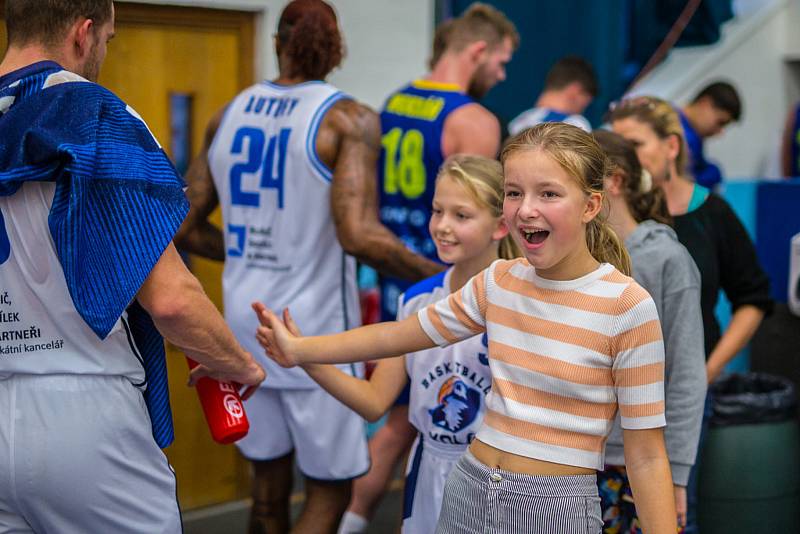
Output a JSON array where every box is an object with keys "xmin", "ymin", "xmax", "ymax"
[
  {"xmin": 0, "ymin": 374, "xmax": 181, "ymax": 534},
  {"xmin": 236, "ymin": 385, "xmax": 370, "ymax": 480},
  {"xmin": 402, "ymin": 435, "xmax": 466, "ymax": 534}
]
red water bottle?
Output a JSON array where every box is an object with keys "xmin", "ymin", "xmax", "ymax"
[{"xmin": 187, "ymin": 358, "xmax": 250, "ymax": 444}]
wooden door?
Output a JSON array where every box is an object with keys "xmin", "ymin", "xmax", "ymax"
[{"xmin": 1, "ymin": 2, "xmax": 256, "ymax": 511}]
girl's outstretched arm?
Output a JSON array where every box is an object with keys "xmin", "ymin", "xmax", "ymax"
[
  {"xmin": 273, "ymin": 305, "xmax": 410, "ymax": 422},
  {"xmin": 253, "ymin": 302, "xmax": 436, "ymax": 366},
  {"xmin": 304, "ymin": 358, "xmax": 408, "ymax": 422},
  {"xmin": 623, "ymin": 427, "xmax": 678, "ymax": 534}
]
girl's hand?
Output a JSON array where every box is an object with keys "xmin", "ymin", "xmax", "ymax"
[
  {"xmin": 280, "ymin": 308, "xmax": 303, "ymax": 337},
  {"xmin": 252, "ymin": 302, "xmax": 301, "ymax": 368},
  {"xmin": 278, "ymin": 308, "xmax": 320, "ymax": 372},
  {"xmin": 674, "ymin": 485, "xmax": 687, "ymax": 529}
]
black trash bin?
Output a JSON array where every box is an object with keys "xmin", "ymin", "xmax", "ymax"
[{"xmin": 698, "ymin": 373, "xmax": 800, "ymax": 533}]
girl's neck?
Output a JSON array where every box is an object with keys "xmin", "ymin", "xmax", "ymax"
[
  {"xmin": 660, "ymin": 173, "xmax": 695, "ymax": 216},
  {"xmin": 450, "ymin": 246, "xmax": 500, "ymax": 293},
  {"xmin": 535, "ymin": 244, "xmax": 600, "ymax": 282}
]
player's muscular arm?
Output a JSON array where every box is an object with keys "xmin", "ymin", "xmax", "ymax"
[
  {"xmin": 174, "ymin": 107, "xmax": 226, "ymax": 261},
  {"xmin": 441, "ymin": 103, "xmax": 501, "ymax": 158},
  {"xmin": 137, "ymin": 243, "xmax": 265, "ymax": 387},
  {"xmin": 319, "ymin": 99, "xmax": 443, "ymax": 281}
]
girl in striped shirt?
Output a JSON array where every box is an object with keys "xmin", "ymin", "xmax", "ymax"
[
  {"xmin": 280, "ymin": 155, "xmax": 521, "ymax": 534},
  {"xmin": 254, "ymin": 123, "xmax": 677, "ymax": 533}
]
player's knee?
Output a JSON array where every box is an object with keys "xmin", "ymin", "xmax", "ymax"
[
  {"xmin": 251, "ymin": 483, "xmax": 291, "ymax": 515},
  {"xmin": 250, "ymin": 456, "xmax": 293, "ymax": 511},
  {"xmin": 306, "ymin": 477, "xmax": 353, "ymax": 510}
]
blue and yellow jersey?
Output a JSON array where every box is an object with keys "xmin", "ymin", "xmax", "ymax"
[{"xmin": 378, "ymin": 80, "xmax": 473, "ymax": 320}]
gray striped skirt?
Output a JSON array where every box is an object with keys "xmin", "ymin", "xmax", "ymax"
[{"xmin": 435, "ymin": 450, "xmax": 602, "ymax": 534}]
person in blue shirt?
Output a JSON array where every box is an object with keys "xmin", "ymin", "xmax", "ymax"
[
  {"xmin": 678, "ymin": 81, "xmax": 742, "ymax": 189},
  {"xmin": 508, "ymin": 55, "xmax": 598, "ymax": 135}
]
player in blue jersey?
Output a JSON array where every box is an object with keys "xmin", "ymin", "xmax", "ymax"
[
  {"xmin": 0, "ymin": 1, "xmax": 264, "ymax": 532},
  {"xmin": 340, "ymin": 5, "xmax": 519, "ymax": 533},
  {"xmin": 508, "ymin": 56, "xmax": 597, "ymax": 136},
  {"xmin": 678, "ymin": 81, "xmax": 742, "ymax": 189},
  {"xmin": 377, "ymin": 4, "xmax": 518, "ymax": 322},
  {"xmin": 176, "ymin": 1, "xmax": 441, "ymax": 533}
]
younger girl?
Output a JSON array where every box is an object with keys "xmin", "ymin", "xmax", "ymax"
[
  {"xmin": 255, "ymin": 123, "xmax": 677, "ymax": 533},
  {"xmin": 594, "ymin": 130, "xmax": 706, "ymax": 533},
  {"xmin": 285, "ymin": 155, "xmax": 519, "ymax": 534}
]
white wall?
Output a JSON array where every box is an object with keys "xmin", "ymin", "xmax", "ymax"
[
  {"xmin": 120, "ymin": 0, "xmax": 433, "ymax": 109},
  {"xmin": 631, "ymin": 0, "xmax": 800, "ymax": 179}
]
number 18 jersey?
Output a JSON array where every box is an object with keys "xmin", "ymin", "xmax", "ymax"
[
  {"xmin": 378, "ymin": 80, "xmax": 473, "ymax": 320},
  {"xmin": 209, "ymin": 80, "xmax": 361, "ymax": 389}
]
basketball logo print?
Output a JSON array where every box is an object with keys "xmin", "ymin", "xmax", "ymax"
[
  {"xmin": 478, "ymin": 332, "xmax": 489, "ymax": 366},
  {"xmin": 428, "ymin": 376, "xmax": 481, "ymax": 433}
]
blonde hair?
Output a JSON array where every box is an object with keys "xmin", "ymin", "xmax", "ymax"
[
  {"xmin": 500, "ymin": 123, "xmax": 632, "ymax": 275},
  {"xmin": 606, "ymin": 95, "xmax": 689, "ymax": 176},
  {"xmin": 437, "ymin": 155, "xmax": 522, "ymax": 260}
]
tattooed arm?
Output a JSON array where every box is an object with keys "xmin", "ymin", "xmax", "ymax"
[{"xmin": 317, "ymin": 99, "xmax": 443, "ymax": 281}]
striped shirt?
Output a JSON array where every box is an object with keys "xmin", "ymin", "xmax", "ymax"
[{"xmin": 417, "ymin": 259, "xmax": 666, "ymax": 470}]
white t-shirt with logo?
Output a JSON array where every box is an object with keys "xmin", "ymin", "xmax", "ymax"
[{"xmin": 400, "ymin": 268, "xmax": 490, "ymax": 450}]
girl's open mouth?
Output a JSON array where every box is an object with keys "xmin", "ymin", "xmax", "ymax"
[{"xmin": 521, "ymin": 229, "xmax": 549, "ymax": 245}]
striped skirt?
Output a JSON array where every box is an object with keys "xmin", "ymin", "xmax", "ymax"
[{"xmin": 435, "ymin": 450, "xmax": 602, "ymax": 534}]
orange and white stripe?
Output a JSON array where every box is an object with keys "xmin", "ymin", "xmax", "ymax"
[{"xmin": 417, "ymin": 258, "xmax": 666, "ymax": 470}]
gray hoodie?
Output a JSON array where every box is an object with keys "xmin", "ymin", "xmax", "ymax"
[{"xmin": 604, "ymin": 220, "xmax": 707, "ymax": 486}]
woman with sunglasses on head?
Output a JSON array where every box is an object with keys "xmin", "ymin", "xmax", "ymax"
[{"xmin": 607, "ymin": 96, "xmax": 773, "ymax": 534}]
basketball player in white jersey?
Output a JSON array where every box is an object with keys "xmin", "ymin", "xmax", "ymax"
[
  {"xmin": 0, "ymin": 1, "xmax": 265, "ymax": 532},
  {"xmin": 175, "ymin": 1, "xmax": 442, "ymax": 532}
]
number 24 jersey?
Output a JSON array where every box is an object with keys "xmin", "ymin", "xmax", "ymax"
[{"xmin": 209, "ymin": 80, "xmax": 361, "ymax": 389}]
